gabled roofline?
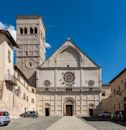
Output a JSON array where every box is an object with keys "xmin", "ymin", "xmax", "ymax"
[
  {"xmin": 109, "ymin": 68, "xmax": 126, "ymax": 84},
  {"xmin": 38, "ymin": 38, "xmax": 100, "ymax": 69},
  {"xmin": 0, "ymin": 30, "xmax": 19, "ymax": 48}
]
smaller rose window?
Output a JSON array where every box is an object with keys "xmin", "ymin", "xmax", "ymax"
[
  {"xmin": 88, "ymin": 80, "xmax": 95, "ymax": 87},
  {"xmin": 44, "ymin": 80, "xmax": 51, "ymax": 87}
]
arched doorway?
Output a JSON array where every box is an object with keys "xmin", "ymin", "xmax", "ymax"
[
  {"xmin": 45, "ymin": 103, "xmax": 50, "ymax": 116},
  {"xmin": 64, "ymin": 99, "xmax": 75, "ymax": 116},
  {"xmin": 89, "ymin": 103, "xmax": 94, "ymax": 116}
]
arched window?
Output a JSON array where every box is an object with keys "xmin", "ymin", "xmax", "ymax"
[
  {"xmin": 30, "ymin": 27, "xmax": 34, "ymax": 34},
  {"xmin": 124, "ymin": 97, "xmax": 126, "ymax": 101},
  {"xmin": 32, "ymin": 88, "xmax": 34, "ymax": 93},
  {"xmin": 23, "ymin": 94, "xmax": 26, "ymax": 100},
  {"xmin": 26, "ymin": 51, "xmax": 28, "ymax": 56},
  {"xmin": 24, "ymin": 27, "xmax": 27, "ymax": 34},
  {"xmin": 35, "ymin": 27, "xmax": 37, "ymax": 34},
  {"xmin": 26, "ymin": 96, "xmax": 28, "ymax": 102},
  {"xmin": 20, "ymin": 28, "xmax": 23, "ymax": 34},
  {"xmin": 31, "ymin": 98, "xmax": 34, "ymax": 103}
]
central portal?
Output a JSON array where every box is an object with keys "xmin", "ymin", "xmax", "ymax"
[
  {"xmin": 66, "ymin": 105, "xmax": 73, "ymax": 116},
  {"xmin": 64, "ymin": 98, "xmax": 74, "ymax": 116}
]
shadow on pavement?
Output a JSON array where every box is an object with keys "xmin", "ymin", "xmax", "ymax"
[
  {"xmin": 82, "ymin": 116, "xmax": 111, "ymax": 121},
  {"xmin": 82, "ymin": 116, "xmax": 126, "ymax": 127}
]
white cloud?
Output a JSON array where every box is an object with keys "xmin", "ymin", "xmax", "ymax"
[
  {"xmin": 0, "ymin": 21, "xmax": 16, "ymax": 40},
  {"xmin": 45, "ymin": 42, "xmax": 52, "ymax": 49},
  {"xmin": 0, "ymin": 21, "xmax": 52, "ymax": 49}
]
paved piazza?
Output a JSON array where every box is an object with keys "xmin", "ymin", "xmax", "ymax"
[
  {"xmin": 0, "ymin": 116, "xmax": 126, "ymax": 130},
  {"xmin": 81, "ymin": 118, "xmax": 126, "ymax": 130},
  {"xmin": 0, "ymin": 117, "xmax": 60, "ymax": 130}
]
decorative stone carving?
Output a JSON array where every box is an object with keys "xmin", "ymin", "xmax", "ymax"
[
  {"xmin": 26, "ymin": 59, "xmax": 36, "ymax": 69},
  {"xmin": 88, "ymin": 80, "xmax": 95, "ymax": 87},
  {"xmin": 63, "ymin": 72, "xmax": 75, "ymax": 83},
  {"xmin": 44, "ymin": 80, "xmax": 51, "ymax": 87}
]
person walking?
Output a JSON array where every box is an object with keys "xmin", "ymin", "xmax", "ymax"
[{"xmin": 117, "ymin": 112, "xmax": 123, "ymax": 122}]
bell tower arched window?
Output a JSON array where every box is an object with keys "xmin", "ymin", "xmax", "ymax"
[
  {"xmin": 20, "ymin": 28, "xmax": 23, "ymax": 34},
  {"xmin": 30, "ymin": 27, "xmax": 34, "ymax": 34},
  {"xmin": 35, "ymin": 27, "xmax": 37, "ymax": 34},
  {"xmin": 24, "ymin": 27, "xmax": 27, "ymax": 34}
]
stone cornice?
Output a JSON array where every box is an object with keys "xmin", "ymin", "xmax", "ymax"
[{"xmin": 37, "ymin": 67, "xmax": 101, "ymax": 70}]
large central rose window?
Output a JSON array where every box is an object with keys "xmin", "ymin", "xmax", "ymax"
[{"xmin": 63, "ymin": 72, "xmax": 75, "ymax": 83}]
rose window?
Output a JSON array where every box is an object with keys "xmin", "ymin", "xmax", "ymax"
[{"xmin": 63, "ymin": 72, "xmax": 75, "ymax": 83}]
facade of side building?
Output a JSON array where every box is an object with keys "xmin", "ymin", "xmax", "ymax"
[
  {"xmin": 101, "ymin": 84, "xmax": 111, "ymax": 100},
  {"xmin": 0, "ymin": 30, "xmax": 36, "ymax": 118},
  {"xmin": 100, "ymin": 84, "xmax": 111, "ymax": 112},
  {"xmin": 102, "ymin": 68, "xmax": 126, "ymax": 114}
]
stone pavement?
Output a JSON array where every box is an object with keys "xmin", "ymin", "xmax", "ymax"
[
  {"xmin": 46, "ymin": 116, "xmax": 96, "ymax": 130},
  {"xmin": 0, "ymin": 116, "xmax": 60, "ymax": 130},
  {"xmin": 81, "ymin": 118, "xmax": 126, "ymax": 130}
]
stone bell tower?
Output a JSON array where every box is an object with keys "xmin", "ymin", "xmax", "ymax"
[{"xmin": 16, "ymin": 16, "xmax": 46, "ymax": 87}]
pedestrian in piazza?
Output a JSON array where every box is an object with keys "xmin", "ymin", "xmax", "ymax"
[{"xmin": 117, "ymin": 112, "xmax": 123, "ymax": 122}]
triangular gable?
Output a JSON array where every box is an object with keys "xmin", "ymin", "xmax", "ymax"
[{"xmin": 38, "ymin": 39, "xmax": 99, "ymax": 68}]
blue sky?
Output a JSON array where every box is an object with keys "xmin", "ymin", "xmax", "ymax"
[{"xmin": 0, "ymin": 0, "xmax": 126, "ymax": 83}]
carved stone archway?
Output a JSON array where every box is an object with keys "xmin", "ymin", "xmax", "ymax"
[{"xmin": 63, "ymin": 98, "xmax": 75, "ymax": 116}]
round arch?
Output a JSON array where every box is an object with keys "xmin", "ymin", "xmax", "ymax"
[
  {"xmin": 56, "ymin": 46, "xmax": 82, "ymax": 67},
  {"xmin": 60, "ymin": 46, "xmax": 82, "ymax": 62},
  {"xmin": 63, "ymin": 97, "xmax": 76, "ymax": 116}
]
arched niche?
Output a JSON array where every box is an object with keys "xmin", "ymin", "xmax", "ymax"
[
  {"xmin": 56, "ymin": 47, "xmax": 82, "ymax": 67},
  {"xmin": 63, "ymin": 98, "xmax": 76, "ymax": 116}
]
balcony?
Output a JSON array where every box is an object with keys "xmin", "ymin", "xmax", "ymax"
[{"xmin": 5, "ymin": 74, "xmax": 17, "ymax": 85}]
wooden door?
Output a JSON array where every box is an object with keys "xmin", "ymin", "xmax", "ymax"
[{"xmin": 66, "ymin": 105, "xmax": 72, "ymax": 116}]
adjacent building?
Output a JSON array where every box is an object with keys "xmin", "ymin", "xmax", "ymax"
[
  {"xmin": 101, "ymin": 84, "xmax": 111, "ymax": 100},
  {"xmin": 0, "ymin": 30, "xmax": 36, "ymax": 118},
  {"xmin": 102, "ymin": 68, "xmax": 126, "ymax": 114}
]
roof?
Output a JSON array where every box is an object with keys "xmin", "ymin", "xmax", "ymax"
[
  {"xmin": 0, "ymin": 30, "xmax": 19, "ymax": 48},
  {"xmin": 16, "ymin": 15, "xmax": 42, "ymax": 19},
  {"xmin": 109, "ymin": 68, "xmax": 126, "ymax": 84},
  {"xmin": 101, "ymin": 84, "xmax": 111, "ymax": 89}
]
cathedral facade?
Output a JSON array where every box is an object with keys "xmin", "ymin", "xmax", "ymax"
[
  {"xmin": 16, "ymin": 16, "xmax": 102, "ymax": 116},
  {"xmin": 36, "ymin": 40, "xmax": 102, "ymax": 116}
]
